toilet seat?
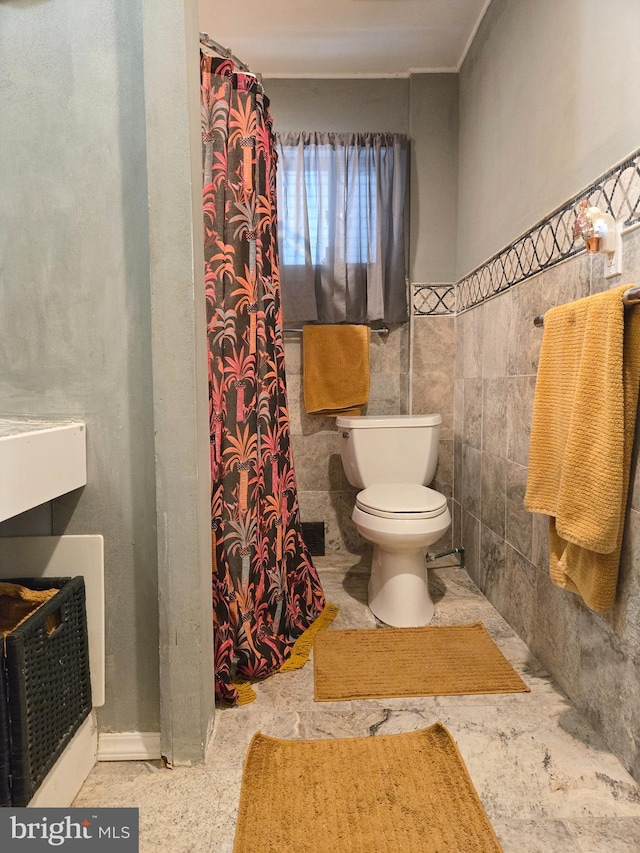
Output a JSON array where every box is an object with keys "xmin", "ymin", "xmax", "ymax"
[{"xmin": 356, "ymin": 483, "xmax": 447, "ymax": 520}]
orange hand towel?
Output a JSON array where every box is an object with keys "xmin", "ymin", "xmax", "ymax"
[
  {"xmin": 524, "ymin": 284, "xmax": 640, "ymax": 612},
  {"xmin": 303, "ymin": 325, "xmax": 370, "ymax": 416}
]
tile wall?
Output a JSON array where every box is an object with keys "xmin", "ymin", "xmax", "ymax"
[
  {"xmin": 454, "ymin": 231, "xmax": 640, "ymax": 782},
  {"xmin": 451, "ymin": 148, "xmax": 640, "ymax": 781},
  {"xmin": 411, "ymin": 301, "xmax": 455, "ymax": 554},
  {"xmin": 284, "ymin": 323, "xmax": 409, "ymax": 555}
]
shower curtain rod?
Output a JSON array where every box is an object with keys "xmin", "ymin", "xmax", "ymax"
[
  {"xmin": 533, "ymin": 284, "xmax": 640, "ymax": 327},
  {"xmin": 199, "ymin": 32, "xmax": 252, "ymax": 74}
]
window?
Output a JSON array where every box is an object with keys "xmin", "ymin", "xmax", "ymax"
[
  {"xmin": 279, "ymin": 143, "xmax": 378, "ymax": 266},
  {"xmin": 276, "ymin": 132, "xmax": 408, "ymax": 324}
]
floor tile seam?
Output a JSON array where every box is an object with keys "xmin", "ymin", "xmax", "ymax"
[
  {"xmin": 432, "ymin": 594, "xmax": 495, "ymax": 603},
  {"xmin": 490, "ymin": 818, "xmax": 583, "ymax": 852},
  {"xmin": 246, "ymin": 697, "xmax": 574, "ymax": 717},
  {"xmin": 89, "ymin": 767, "xmax": 222, "ymax": 786},
  {"xmin": 488, "ymin": 806, "xmax": 640, "ymax": 824},
  {"xmin": 439, "ymin": 604, "xmax": 506, "ymax": 612},
  {"xmin": 561, "ymin": 818, "xmax": 592, "ymax": 853},
  {"xmin": 244, "ymin": 688, "xmax": 565, "ymax": 705},
  {"xmin": 431, "ymin": 696, "xmax": 570, "ymax": 707},
  {"xmin": 89, "ymin": 770, "xmax": 169, "ymax": 781},
  {"xmin": 433, "ymin": 695, "xmax": 568, "ymax": 704},
  {"xmin": 563, "ymin": 815, "xmax": 640, "ymax": 838}
]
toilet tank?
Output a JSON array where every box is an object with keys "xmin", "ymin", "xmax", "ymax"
[{"xmin": 335, "ymin": 414, "xmax": 442, "ymax": 489}]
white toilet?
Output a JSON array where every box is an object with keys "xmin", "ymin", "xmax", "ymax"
[{"xmin": 336, "ymin": 414, "xmax": 451, "ymax": 627}]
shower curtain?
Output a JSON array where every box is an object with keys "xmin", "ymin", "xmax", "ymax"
[{"xmin": 201, "ymin": 54, "xmax": 326, "ymax": 704}]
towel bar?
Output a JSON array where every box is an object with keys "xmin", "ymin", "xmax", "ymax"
[
  {"xmin": 284, "ymin": 326, "xmax": 389, "ymax": 334},
  {"xmin": 533, "ymin": 285, "xmax": 640, "ymax": 327}
]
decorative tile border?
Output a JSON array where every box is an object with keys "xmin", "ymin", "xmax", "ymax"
[
  {"xmin": 412, "ymin": 283, "xmax": 456, "ymax": 316},
  {"xmin": 457, "ymin": 147, "xmax": 640, "ymax": 312}
]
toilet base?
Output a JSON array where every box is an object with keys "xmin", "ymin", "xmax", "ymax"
[{"xmin": 368, "ymin": 545, "xmax": 434, "ymax": 628}]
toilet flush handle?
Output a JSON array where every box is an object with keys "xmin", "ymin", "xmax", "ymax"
[{"xmin": 341, "ymin": 431, "xmax": 350, "ymax": 439}]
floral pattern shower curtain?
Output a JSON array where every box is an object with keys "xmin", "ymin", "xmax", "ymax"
[{"xmin": 201, "ymin": 54, "xmax": 326, "ymax": 704}]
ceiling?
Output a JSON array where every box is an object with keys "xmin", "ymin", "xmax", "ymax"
[{"xmin": 198, "ymin": 0, "xmax": 491, "ymax": 78}]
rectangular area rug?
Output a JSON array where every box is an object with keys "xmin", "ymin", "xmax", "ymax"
[
  {"xmin": 233, "ymin": 722, "xmax": 503, "ymax": 852},
  {"xmin": 314, "ymin": 621, "xmax": 529, "ymax": 701}
]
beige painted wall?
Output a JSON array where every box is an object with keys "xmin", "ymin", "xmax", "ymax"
[
  {"xmin": 457, "ymin": 0, "xmax": 640, "ymax": 279},
  {"xmin": 409, "ymin": 74, "xmax": 458, "ymax": 283},
  {"xmin": 266, "ymin": 78, "xmax": 410, "ymax": 134},
  {"xmin": 0, "ymin": 0, "xmax": 159, "ymax": 734}
]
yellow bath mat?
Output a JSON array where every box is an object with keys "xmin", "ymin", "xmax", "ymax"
[
  {"xmin": 233, "ymin": 722, "xmax": 503, "ymax": 852},
  {"xmin": 313, "ymin": 621, "xmax": 529, "ymax": 701},
  {"xmin": 525, "ymin": 284, "xmax": 640, "ymax": 611}
]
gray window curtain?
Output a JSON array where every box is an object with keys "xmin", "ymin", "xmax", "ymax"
[{"xmin": 275, "ymin": 131, "xmax": 408, "ymax": 324}]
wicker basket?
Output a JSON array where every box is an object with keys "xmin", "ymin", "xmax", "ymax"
[{"xmin": 1, "ymin": 576, "xmax": 92, "ymax": 807}]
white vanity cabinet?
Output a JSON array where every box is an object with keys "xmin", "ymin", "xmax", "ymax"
[{"xmin": 0, "ymin": 419, "xmax": 104, "ymax": 807}]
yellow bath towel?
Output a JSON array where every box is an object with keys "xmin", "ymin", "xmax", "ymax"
[
  {"xmin": 524, "ymin": 284, "xmax": 640, "ymax": 612},
  {"xmin": 303, "ymin": 324, "xmax": 370, "ymax": 415}
]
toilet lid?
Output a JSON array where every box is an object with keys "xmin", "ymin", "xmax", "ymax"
[{"xmin": 356, "ymin": 484, "xmax": 448, "ymax": 519}]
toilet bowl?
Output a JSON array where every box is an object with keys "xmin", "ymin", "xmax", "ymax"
[
  {"xmin": 353, "ymin": 483, "xmax": 451, "ymax": 626},
  {"xmin": 336, "ymin": 414, "xmax": 452, "ymax": 628}
]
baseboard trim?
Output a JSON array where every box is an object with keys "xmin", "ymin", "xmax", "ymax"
[{"xmin": 97, "ymin": 731, "xmax": 161, "ymax": 762}]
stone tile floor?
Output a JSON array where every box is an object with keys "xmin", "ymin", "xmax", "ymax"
[{"xmin": 74, "ymin": 554, "xmax": 640, "ymax": 851}]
